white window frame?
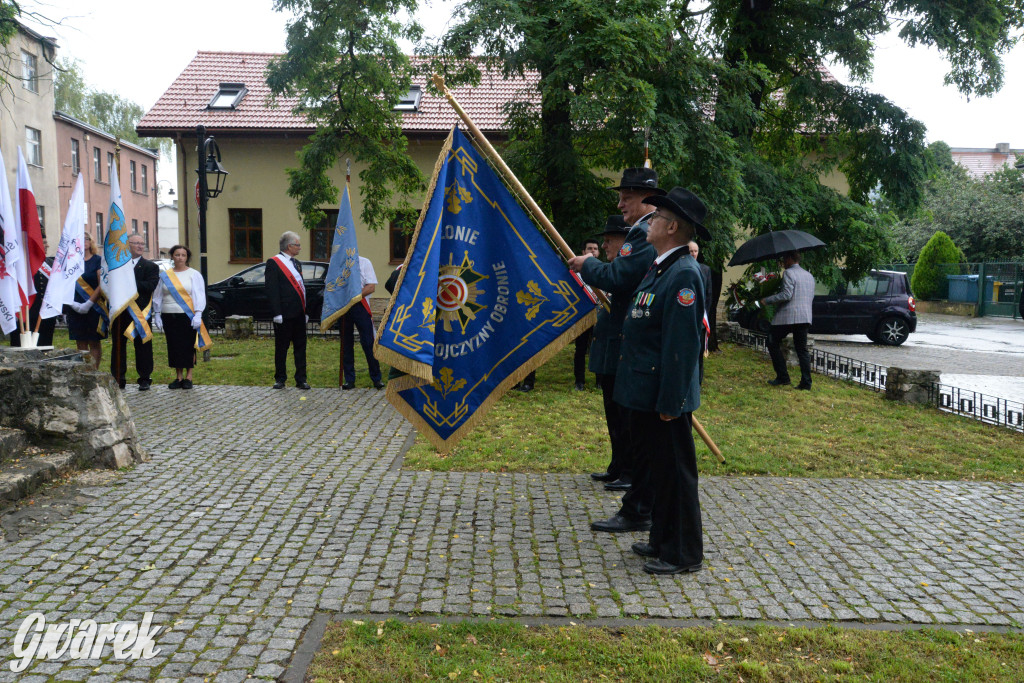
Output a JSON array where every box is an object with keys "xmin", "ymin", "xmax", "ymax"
[
  {"xmin": 25, "ymin": 127, "xmax": 41, "ymax": 166},
  {"xmin": 21, "ymin": 51, "xmax": 38, "ymax": 93}
]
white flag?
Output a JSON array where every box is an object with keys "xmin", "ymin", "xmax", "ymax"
[
  {"xmin": 100, "ymin": 163, "xmax": 138, "ymax": 319},
  {"xmin": 40, "ymin": 174, "xmax": 86, "ymax": 320},
  {"xmin": 0, "ymin": 145, "xmax": 22, "ymax": 333}
]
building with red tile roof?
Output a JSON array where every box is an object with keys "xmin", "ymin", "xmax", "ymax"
[
  {"xmin": 137, "ymin": 51, "xmax": 537, "ymax": 284},
  {"xmin": 950, "ymin": 143, "xmax": 1024, "ymax": 179}
]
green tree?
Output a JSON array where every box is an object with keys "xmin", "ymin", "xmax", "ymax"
[
  {"xmin": 54, "ymin": 58, "xmax": 169, "ymax": 155},
  {"xmin": 894, "ymin": 157, "xmax": 1024, "ymax": 262},
  {"xmin": 911, "ymin": 231, "xmax": 965, "ymax": 299},
  {"xmin": 271, "ymin": 0, "xmax": 1024, "ymax": 345},
  {"xmin": 266, "ymin": 0, "xmax": 426, "ymax": 233}
]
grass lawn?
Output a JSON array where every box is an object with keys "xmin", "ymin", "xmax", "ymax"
[
  {"xmin": 308, "ymin": 619, "xmax": 1024, "ymax": 682},
  {"xmin": 51, "ymin": 329, "xmax": 1024, "ymax": 481}
]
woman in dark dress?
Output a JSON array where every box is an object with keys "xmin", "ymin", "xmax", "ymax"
[{"xmin": 66, "ymin": 232, "xmax": 105, "ymax": 369}]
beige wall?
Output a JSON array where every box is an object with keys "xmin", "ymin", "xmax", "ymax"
[
  {"xmin": 177, "ymin": 134, "xmax": 445, "ymax": 284},
  {"xmin": 0, "ymin": 28, "xmax": 58, "ymax": 249}
]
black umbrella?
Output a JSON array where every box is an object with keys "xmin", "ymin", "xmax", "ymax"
[{"xmin": 727, "ymin": 229, "xmax": 826, "ymax": 266}]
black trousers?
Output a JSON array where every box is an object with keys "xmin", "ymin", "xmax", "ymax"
[
  {"xmin": 767, "ymin": 323, "xmax": 811, "ymax": 386},
  {"xmin": 617, "ymin": 406, "xmax": 654, "ymax": 523},
  {"xmin": 573, "ymin": 328, "xmax": 592, "ymax": 384},
  {"xmin": 163, "ymin": 312, "xmax": 197, "ymax": 369},
  {"xmin": 596, "ymin": 373, "xmax": 631, "ymax": 480},
  {"xmin": 342, "ymin": 304, "xmax": 381, "ymax": 384},
  {"xmin": 110, "ymin": 312, "xmax": 154, "ymax": 387},
  {"xmin": 274, "ymin": 316, "xmax": 307, "ymax": 384},
  {"xmin": 630, "ymin": 410, "xmax": 703, "ymax": 567}
]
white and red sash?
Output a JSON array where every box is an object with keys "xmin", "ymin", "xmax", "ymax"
[{"xmin": 272, "ymin": 254, "xmax": 305, "ymax": 309}]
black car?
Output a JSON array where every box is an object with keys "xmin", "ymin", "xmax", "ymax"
[
  {"xmin": 204, "ymin": 261, "xmax": 330, "ymax": 327},
  {"xmin": 810, "ymin": 270, "xmax": 917, "ymax": 345},
  {"xmin": 731, "ymin": 269, "xmax": 917, "ymax": 345}
]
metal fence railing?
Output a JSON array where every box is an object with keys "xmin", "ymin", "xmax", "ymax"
[{"xmin": 729, "ymin": 331, "xmax": 1024, "ymax": 433}]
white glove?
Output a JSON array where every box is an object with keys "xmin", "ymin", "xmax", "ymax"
[
  {"xmin": 191, "ymin": 312, "xmax": 202, "ymax": 330},
  {"xmin": 273, "ymin": 315, "xmax": 283, "ymax": 324},
  {"xmin": 71, "ymin": 300, "xmax": 92, "ymax": 314},
  {"xmin": 152, "ymin": 313, "xmax": 163, "ymax": 332},
  {"xmin": 305, "ymin": 315, "xmax": 309, "ymax": 323}
]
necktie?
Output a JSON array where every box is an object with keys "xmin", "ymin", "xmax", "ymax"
[{"xmin": 292, "ymin": 258, "xmax": 302, "ymax": 275}]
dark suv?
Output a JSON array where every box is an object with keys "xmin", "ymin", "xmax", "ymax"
[
  {"xmin": 731, "ymin": 269, "xmax": 917, "ymax": 345},
  {"xmin": 810, "ymin": 270, "xmax": 917, "ymax": 345},
  {"xmin": 204, "ymin": 261, "xmax": 329, "ymax": 327}
]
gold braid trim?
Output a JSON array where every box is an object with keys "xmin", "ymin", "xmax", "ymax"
[
  {"xmin": 371, "ymin": 127, "xmax": 455, "ymax": 377},
  {"xmin": 319, "ymin": 294, "xmax": 363, "ymax": 333},
  {"xmin": 386, "ymin": 307, "xmax": 597, "ymax": 454}
]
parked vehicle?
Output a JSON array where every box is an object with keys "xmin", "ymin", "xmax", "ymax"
[
  {"xmin": 730, "ymin": 269, "xmax": 917, "ymax": 345},
  {"xmin": 203, "ymin": 261, "xmax": 329, "ymax": 327}
]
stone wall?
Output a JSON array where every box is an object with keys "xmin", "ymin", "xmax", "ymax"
[{"xmin": 0, "ymin": 347, "xmax": 148, "ymax": 469}]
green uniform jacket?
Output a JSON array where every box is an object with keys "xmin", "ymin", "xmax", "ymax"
[
  {"xmin": 580, "ymin": 218, "xmax": 656, "ymax": 376},
  {"xmin": 614, "ymin": 247, "xmax": 704, "ymax": 418}
]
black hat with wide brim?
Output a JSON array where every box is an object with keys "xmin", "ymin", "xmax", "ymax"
[
  {"xmin": 608, "ymin": 167, "xmax": 666, "ymax": 196},
  {"xmin": 644, "ymin": 186, "xmax": 711, "ymax": 240},
  {"xmin": 595, "ymin": 214, "xmax": 630, "ymax": 237}
]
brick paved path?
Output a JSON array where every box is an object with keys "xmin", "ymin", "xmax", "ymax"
[{"xmin": 1, "ymin": 387, "xmax": 1022, "ymax": 680}]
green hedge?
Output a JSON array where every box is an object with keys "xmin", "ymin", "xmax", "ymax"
[{"xmin": 911, "ymin": 231, "xmax": 964, "ymax": 300}]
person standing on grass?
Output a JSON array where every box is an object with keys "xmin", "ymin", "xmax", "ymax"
[
  {"xmin": 568, "ymin": 167, "xmax": 661, "ymax": 519},
  {"xmin": 109, "ymin": 234, "xmax": 159, "ymax": 391},
  {"xmin": 615, "ymin": 186, "xmax": 709, "ymax": 575},
  {"xmin": 66, "ymin": 232, "xmax": 105, "ymax": 369},
  {"xmin": 341, "ymin": 255, "xmax": 384, "ymax": 390},
  {"xmin": 570, "ymin": 238, "xmax": 602, "ymax": 391},
  {"xmin": 152, "ymin": 245, "xmax": 205, "ymax": 390},
  {"xmin": 760, "ymin": 250, "xmax": 814, "ymax": 391},
  {"xmin": 266, "ymin": 231, "xmax": 310, "ymax": 390}
]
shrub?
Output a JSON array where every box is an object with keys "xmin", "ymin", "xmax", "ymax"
[{"xmin": 911, "ymin": 231, "xmax": 964, "ymax": 300}]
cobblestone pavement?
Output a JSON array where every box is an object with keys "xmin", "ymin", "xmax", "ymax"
[{"xmin": 2, "ymin": 386, "xmax": 1023, "ymax": 680}]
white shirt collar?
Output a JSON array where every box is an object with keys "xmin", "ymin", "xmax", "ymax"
[
  {"xmin": 633, "ymin": 211, "xmax": 654, "ymax": 228},
  {"xmin": 654, "ymin": 245, "xmax": 685, "ymax": 265},
  {"xmin": 131, "ymin": 256, "xmax": 140, "ymax": 266}
]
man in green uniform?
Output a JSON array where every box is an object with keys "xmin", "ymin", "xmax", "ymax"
[
  {"xmin": 568, "ymin": 167, "xmax": 662, "ymax": 524},
  {"xmin": 614, "ymin": 186, "xmax": 710, "ymax": 575}
]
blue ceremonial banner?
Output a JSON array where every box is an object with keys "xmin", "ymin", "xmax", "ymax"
[
  {"xmin": 374, "ymin": 127, "xmax": 598, "ymax": 451},
  {"xmin": 319, "ymin": 182, "xmax": 364, "ymax": 332}
]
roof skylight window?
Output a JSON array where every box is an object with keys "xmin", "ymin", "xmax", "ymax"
[
  {"xmin": 208, "ymin": 83, "xmax": 248, "ymax": 109},
  {"xmin": 394, "ymin": 85, "xmax": 422, "ymax": 111}
]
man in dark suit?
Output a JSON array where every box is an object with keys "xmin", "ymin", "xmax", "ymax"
[
  {"xmin": 111, "ymin": 234, "xmax": 159, "ymax": 390},
  {"xmin": 266, "ymin": 231, "xmax": 310, "ymax": 390},
  {"xmin": 568, "ymin": 167, "xmax": 662, "ymax": 529},
  {"xmin": 615, "ymin": 186, "xmax": 710, "ymax": 575}
]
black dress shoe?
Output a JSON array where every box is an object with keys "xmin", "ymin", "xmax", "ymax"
[
  {"xmin": 181, "ymin": 379, "xmax": 193, "ymax": 390},
  {"xmin": 590, "ymin": 471, "xmax": 617, "ymax": 482},
  {"xmin": 373, "ymin": 381, "xmax": 385, "ymax": 390},
  {"xmin": 795, "ymin": 382, "xmax": 812, "ymax": 391},
  {"xmin": 574, "ymin": 381, "xmax": 585, "ymax": 391},
  {"xmin": 341, "ymin": 382, "xmax": 355, "ymax": 390},
  {"xmin": 138, "ymin": 383, "xmax": 151, "ymax": 392},
  {"xmin": 631, "ymin": 542, "xmax": 658, "ymax": 558},
  {"xmin": 604, "ymin": 478, "xmax": 632, "ymax": 491},
  {"xmin": 272, "ymin": 381, "xmax": 286, "ymax": 390},
  {"xmin": 590, "ymin": 514, "xmax": 651, "ymax": 533},
  {"xmin": 643, "ymin": 558, "xmax": 703, "ymax": 575},
  {"xmin": 516, "ymin": 383, "xmax": 534, "ymax": 393},
  {"xmin": 297, "ymin": 382, "xmax": 311, "ymax": 390},
  {"xmin": 767, "ymin": 378, "xmax": 790, "ymax": 386},
  {"xmin": 168, "ymin": 379, "xmax": 182, "ymax": 390}
]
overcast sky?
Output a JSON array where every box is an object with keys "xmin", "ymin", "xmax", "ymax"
[{"xmin": 27, "ymin": 0, "xmax": 1024, "ymax": 193}]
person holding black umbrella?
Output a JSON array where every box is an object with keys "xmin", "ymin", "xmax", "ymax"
[{"xmin": 759, "ymin": 250, "xmax": 815, "ymax": 390}]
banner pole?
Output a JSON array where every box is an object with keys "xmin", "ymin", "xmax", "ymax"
[{"xmin": 431, "ymin": 73, "xmax": 610, "ymax": 312}]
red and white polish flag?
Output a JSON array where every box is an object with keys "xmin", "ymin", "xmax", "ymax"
[
  {"xmin": 15, "ymin": 147, "xmax": 45, "ymax": 307},
  {"xmin": 0, "ymin": 145, "xmax": 23, "ymax": 333}
]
